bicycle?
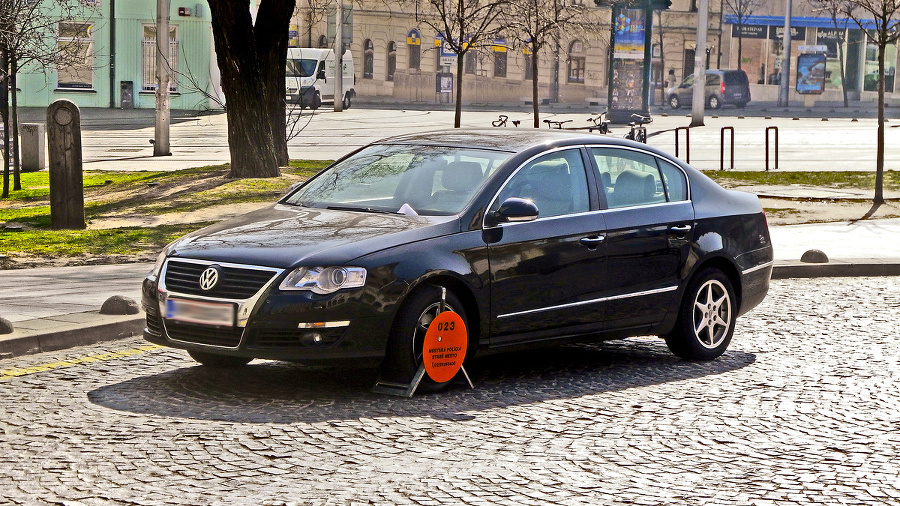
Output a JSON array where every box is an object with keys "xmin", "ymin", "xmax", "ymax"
[
  {"xmin": 624, "ymin": 113, "xmax": 652, "ymax": 143},
  {"xmin": 543, "ymin": 119, "xmax": 572, "ymax": 129},
  {"xmin": 492, "ymin": 114, "xmax": 520, "ymax": 127},
  {"xmin": 586, "ymin": 112, "xmax": 610, "ymax": 134}
]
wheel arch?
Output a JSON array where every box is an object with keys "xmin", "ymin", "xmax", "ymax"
[
  {"xmin": 688, "ymin": 255, "xmax": 743, "ymax": 311},
  {"xmin": 399, "ymin": 273, "xmax": 483, "ymax": 352}
]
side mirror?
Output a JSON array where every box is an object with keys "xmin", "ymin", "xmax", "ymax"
[
  {"xmin": 317, "ymin": 70, "xmax": 326, "ymax": 80},
  {"xmin": 490, "ymin": 197, "xmax": 539, "ymax": 224}
]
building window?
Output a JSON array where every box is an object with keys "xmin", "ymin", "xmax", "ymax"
[
  {"xmin": 141, "ymin": 25, "xmax": 178, "ymax": 92},
  {"xmin": 57, "ymin": 22, "xmax": 94, "ymax": 89},
  {"xmin": 524, "ymin": 51, "xmax": 534, "ymax": 80},
  {"xmin": 363, "ymin": 39, "xmax": 374, "ymax": 79},
  {"xmin": 493, "ymin": 38, "xmax": 507, "ymax": 78},
  {"xmin": 318, "ymin": 35, "xmax": 328, "ymax": 48},
  {"xmin": 407, "ymin": 29, "xmax": 421, "ymax": 70},
  {"xmin": 568, "ymin": 40, "xmax": 585, "ymax": 83},
  {"xmin": 387, "ymin": 41, "xmax": 397, "ymax": 81},
  {"xmin": 465, "ymin": 51, "xmax": 476, "ymax": 74}
]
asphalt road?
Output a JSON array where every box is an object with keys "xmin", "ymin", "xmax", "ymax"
[
  {"xmin": 1, "ymin": 276, "xmax": 898, "ymax": 504},
  {"xmin": 15, "ymin": 104, "xmax": 900, "ymax": 173}
]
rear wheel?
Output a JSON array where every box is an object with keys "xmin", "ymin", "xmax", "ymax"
[
  {"xmin": 669, "ymin": 95, "xmax": 680, "ymax": 109},
  {"xmin": 188, "ymin": 350, "xmax": 252, "ymax": 368},
  {"xmin": 380, "ymin": 286, "xmax": 470, "ymax": 393},
  {"xmin": 708, "ymin": 95, "xmax": 722, "ymax": 109},
  {"xmin": 664, "ymin": 268, "xmax": 736, "ymax": 361}
]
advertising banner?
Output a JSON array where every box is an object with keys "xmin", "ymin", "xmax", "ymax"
[
  {"xmin": 609, "ymin": 7, "xmax": 649, "ymax": 117},
  {"xmin": 796, "ymin": 53, "xmax": 827, "ymax": 94}
]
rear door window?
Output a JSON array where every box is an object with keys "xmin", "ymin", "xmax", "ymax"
[{"xmin": 724, "ymin": 71, "xmax": 749, "ymax": 86}]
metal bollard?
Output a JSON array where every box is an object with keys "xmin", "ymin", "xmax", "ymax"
[
  {"xmin": 720, "ymin": 126, "xmax": 734, "ymax": 171},
  {"xmin": 675, "ymin": 126, "xmax": 690, "ymax": 163},
  {"xmin": 765, "ymin": 126, "xmax": 779, "ymax": 171}
]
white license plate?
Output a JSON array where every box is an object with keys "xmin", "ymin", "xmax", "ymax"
[{"xmin": 165, "ymin": 298, "xmax": 235, "ymax": 327}]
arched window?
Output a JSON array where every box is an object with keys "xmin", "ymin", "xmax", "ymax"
[
  {"xmin": 318, "ymin": 35, "xmax": 328, "ymax": 48},
  {"xmin": 363, "ymin": 39, "xmax": 374, "ymax": 79},
  {"xmin": 407, "ymin": 29, "xmax": 421, "ymax": 70},
  {"xmin": 387, "ymin": 41, "xmax": 397, "ymax": 81},
  {"xmin": 568, "ymin": 40, "xmax": 585, "ymax": 83}
]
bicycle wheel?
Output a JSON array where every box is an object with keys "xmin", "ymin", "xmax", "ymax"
[{"xmin": 637, "ymin": 129, "xmax": 646, "ymax": 143}]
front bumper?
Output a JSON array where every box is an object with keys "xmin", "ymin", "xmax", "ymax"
[{"xmin": 142, "ymin": 259, "xmax": 394, "ymax": 362}]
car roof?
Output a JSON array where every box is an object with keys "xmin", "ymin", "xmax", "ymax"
[{"xmin": 372, "ymin": 128, "xmax": 642, "ymax": 154}]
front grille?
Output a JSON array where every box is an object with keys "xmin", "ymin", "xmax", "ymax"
[
  {"xmin": 164, "ymin": 260, "xmax": 277, "ymax": 299},
  {"xmin": 247, "ymin": 326, "xmax": 344, "ymax": 349},
  {"xmin": 164, "ymin": 320, "xmax": 244, "ymax": 347},
  {"xmin": 146, "ymin": 307, "xmax": 162, "ymax": 336}
]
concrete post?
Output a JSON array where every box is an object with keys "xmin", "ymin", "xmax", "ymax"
[
  {"xmin": 46, "ymin": 100, "xmax": 85, "ymax": 230},
  {"xmin": 19, "ymin": 123, "xmax": 45, "ymax": 172},
  {"xmin": 154, "ymin": 0, "xmax": 171, "ymax": 156},
  {"xmin": 691, "ymin": 0, "xmax": 710, "ymax": 127}
]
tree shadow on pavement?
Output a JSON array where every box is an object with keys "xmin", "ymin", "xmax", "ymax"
[{"xmin": 87, "ymin": 338, "xmax": 755, "ymax": 424}]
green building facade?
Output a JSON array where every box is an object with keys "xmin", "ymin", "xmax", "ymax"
[{"xmin": 18, "ymin": 0, "xmax": 219, "ymax": 111}]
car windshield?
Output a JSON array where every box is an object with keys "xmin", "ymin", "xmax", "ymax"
[
  {"xmin": 284, "ymin": 144, "xmax": 512, "ymax": 216},
  {"xmin": 287, "ymin": 58, "xmax": 319, "ymax": 78}
]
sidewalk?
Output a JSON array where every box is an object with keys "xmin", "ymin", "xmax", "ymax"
[{"xmin": 2, "ymin": 218, "xmax": 899, "ymax": 359}]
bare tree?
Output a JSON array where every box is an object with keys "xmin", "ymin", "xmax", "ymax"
[
  {"xmin": 503, "ymin": 0, "xmax": 599, "ymax": 127},
  {"xmin": 406, "ymin": 0, "xmax": 510, "ymax": 128},
  {"xmin": 207, "ymin": 0, "xmax": 296, "ymax": 178},
  {"xmin": 835, "ymin": 0, "xmax": 900, "ymax": 204},
  {"xmin": 0, "ymin": 0, "xmax": 92, "ymax": 197},
  {"xmin": 810, "ymin": 0, "xmax": 852, "ymax": 106},
  {"xmin": 722, "ymin": 0, "xmax": 761, "ymax": 70}
]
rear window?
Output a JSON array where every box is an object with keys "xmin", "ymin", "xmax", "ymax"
[{"xmin": 724, "ymin": 71, "xmax": 749, "ymax": 86}]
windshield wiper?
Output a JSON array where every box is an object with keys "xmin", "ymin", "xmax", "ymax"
[{"xmin": 326, "ymin": 205, "xmax": 400, "ymax": 215}]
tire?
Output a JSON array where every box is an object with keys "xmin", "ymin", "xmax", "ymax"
[
  {"xmin": 636, "ymin": 129, "xmax": 646, "ymax": 144},
  {"xmin": 380, "ymin": 286, "xmax": 470, "ymax": 393},
  {"xmin": 342, "ymin": 93, "xmax": 352, "ymax": 110},
  {"xmin": 708, "ymin": 95, "xmax": 722, "ymax": 110},
  {"xmin": 664, "ymin": 268, "xmax": 736, "ymax": 361},
  {"xmin": 188, "ymin": 350, "xmax": 252, "ymax": 368},
  {"xmin": 669, "ymin": 95, "xmax": 680, "ymax": 110}
]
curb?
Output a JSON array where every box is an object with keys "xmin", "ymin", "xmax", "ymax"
[
  {"xmin": 772, "ymin": 260, "xmax": 900, "ymax": 279},
  {"xmin": 0, "ymin": 312, "xmax": 145, "ymax": 359}
]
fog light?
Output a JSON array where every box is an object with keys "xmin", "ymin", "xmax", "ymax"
[{"xmin": 301, "ymin": 332, "xmax": 324, "ymax": 345}]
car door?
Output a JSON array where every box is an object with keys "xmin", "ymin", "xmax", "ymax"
[
  {"xmin": 485, "ymin": 148, "xmax": 608, "ymax": 344},
  {"xmin": 590, "ymin": 147, "xmax": 694, "ymax": 330},
  {"xmin": 677, "ymin": 75, "xmax": 694, "ymax": 105}
]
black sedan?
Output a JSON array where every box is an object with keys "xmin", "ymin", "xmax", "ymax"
[{"xmin": 142, "ymin": 129, "xmax": 772, "ymax": 390}]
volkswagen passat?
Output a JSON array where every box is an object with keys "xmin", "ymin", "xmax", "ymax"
[{"xmin": 142, "ymin": 130, "xmax": 772, "ymax": 390}]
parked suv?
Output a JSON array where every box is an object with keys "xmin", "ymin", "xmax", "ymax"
[{"xmin": 667, "ymin": 69, "xmax": 750, "ymax": 110}]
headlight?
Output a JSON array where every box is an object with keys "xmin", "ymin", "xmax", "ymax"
[
  {"xmin": 148, "ymin": 249, "xmax": 167, "ymax": 280},
  {"xmin": 279, "ymin": 266, "xmax": 367, "ymax": 294}
]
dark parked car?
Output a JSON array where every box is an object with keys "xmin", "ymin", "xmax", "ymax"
[
  {"xmin": 142, "ymin": 130, "xmax": 772, "ymax": 390},
  {"xmin": 667, "ymin": 69, "xmax": 751, "ymax": 110}
]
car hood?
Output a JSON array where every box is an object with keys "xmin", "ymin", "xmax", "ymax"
[{"xmin": 168, "ymin": 204, "xmax": 459, "ymax": 268}]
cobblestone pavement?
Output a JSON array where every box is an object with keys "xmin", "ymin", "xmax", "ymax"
[{"xmin": 1, "ymin": 277, "xmax": 898, "ymax": 505}]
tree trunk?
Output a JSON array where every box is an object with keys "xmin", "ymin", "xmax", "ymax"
[
  {"xmin": 207, "ymin": 0, "xmax": 279, "ymax": 178},
  {"xmin": 737, "ymin": 34, "xmax": 743, "ymax": 70},
  {"xmin": 255, "ymin": 0, "xmax": 295, "ymax": 167},
  {"xmin": 532, "ymin": 47, "xmax": 540, "ymax": 128},
  {"xmin": 11, "ymin": 56, "xmax": 20, "ymax": 191},
  {"xmin": 875, "ymin": 41, "xmax": 885, "ymax": 204},
  {"xmin": 454, "ymin": 53, "xmax": 464, "ymax": 128}
]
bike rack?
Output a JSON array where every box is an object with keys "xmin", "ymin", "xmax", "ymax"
[
  {"xmin": 720, "ymin": 126, "xmax": 734, "ymax": 171},
  {"xmin": 675, "ymin": 127, "xmax": 690, "ymax": 163},
  {"xmin": 765, "ymin": 126, "xmax": 779, "ymax": 171}
]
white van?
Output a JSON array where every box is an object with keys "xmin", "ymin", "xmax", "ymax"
[{"xmin": 286, "ymin": 48, "xmax": 356, "ymax": 110}]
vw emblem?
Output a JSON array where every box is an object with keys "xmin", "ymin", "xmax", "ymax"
[{"xmin": 198, "ymin": 266, "xmax": 221, "ymax": 291}]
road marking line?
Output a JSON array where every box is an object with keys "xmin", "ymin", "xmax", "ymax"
[{"xmin": 0, "ymin": 344, "xmax": 164, "ymax": 381}]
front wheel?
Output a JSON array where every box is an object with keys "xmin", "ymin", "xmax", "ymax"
[
  {"xmin": 664, "ymin": 268, "xmax": 736, "ymax": 361},
  {"xmin": 380, "ymin": 286, "xmax": 470, "ymax": 393},
  {"xmin": 669, "ymin": 95, "xmax": 680, "ymax": 109},
  {"xmin": 188, "ymin": 350, "xmax": 252, "ymax": 368},
  {"xmin": 708, "ymin": 95, "xmax": 722, "ymax": 110}
]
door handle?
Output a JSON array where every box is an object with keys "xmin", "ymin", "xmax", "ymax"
[
  {"xmin": 670, "ymin": 225, "xmax": 692, "ymax": 234},
  {"xmin": 580, "ymin": 235, "xmax": 606, "ymax": 247}
]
